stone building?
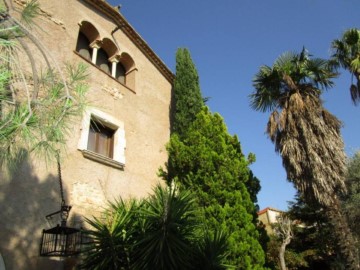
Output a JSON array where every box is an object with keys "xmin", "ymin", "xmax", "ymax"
[
  {"xmin": 257, "ymin": 207, "xmax": 284, "ymax": 235},
  {"xmin": 0, "ymin": 0, "xmax": 173, "ymax": 269}
]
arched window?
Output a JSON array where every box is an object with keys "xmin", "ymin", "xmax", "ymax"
[
  {"xmin": 76, "ymin": 32, "xmax": 92, "ymax": 61},
  {"xmin": 74, "ymin": 23, "xmax": 136, "ymax": 90},
  {"xmin": 75, "ymin": 21, "xmax": 100, "ymax": 63},
  {"xmin": 119, "ymin": 52, "xmax": 136, "ymax": 89},
  {"xmin": 96, "ymin": 48, "xmax": 111, "ymax": 74},
  {"xmin": 116, "ymin": 63, "xmax": 126, "ymax": 84}
]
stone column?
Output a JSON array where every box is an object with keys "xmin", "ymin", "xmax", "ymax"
[
  {"xmin": 109, "ymin": 55, "xmax": 121, "ymax": 78},
  {"xmin": 90, "ymin": 40, "xmax": 102, "ymax": 64}
]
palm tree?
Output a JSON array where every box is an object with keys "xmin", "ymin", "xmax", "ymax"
[
  {"xmin": 331, "ymin": 28, "xmax": 360, "ymax": 105},
  {"xmin": 250, "ymin": 48, "xmax": 359, "ymax": 270}
]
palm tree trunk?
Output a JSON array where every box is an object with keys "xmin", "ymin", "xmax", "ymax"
[{"xmin": 327, "ymin": 197, "xmax": 360, "ymax": 270}]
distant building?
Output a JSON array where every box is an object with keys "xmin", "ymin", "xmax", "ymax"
[
  {"xmin": 0, "ymin": 0, "xmax": 173, "ymax": 269},
  {"xmin": 258, "ymin": 207, "xmax": 284, "ymax": 234}
]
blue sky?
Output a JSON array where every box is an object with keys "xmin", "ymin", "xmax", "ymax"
[{"xmin": 109, "ymin": 0, "xmax": 359, "ymax": 210}]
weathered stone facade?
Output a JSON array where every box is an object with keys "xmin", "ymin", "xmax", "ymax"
[{"xmin": 0, "ymin": 1, "xmax": 173, "ymax": 269}]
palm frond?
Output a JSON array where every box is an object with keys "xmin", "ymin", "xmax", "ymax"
[
  {"xmin": 343, "ymin": 28, "xmax": 360, "ymax": 46},
  {"xmin": 266, "ymin": 110, "xmax": 279, "ymax": 142},
  {"xmin": 330, "ymin": 39, "xmax": 350, "ymax": 69},
  {"xmin": 274, "ymin": 51, "xmax": 297, "ymax": 73},
  {"xmin": 331, "ymin": 28, "xmax": 360, "ymax": 105},
  {"xmin": 303, "ymin": 57, "xmax": 337, "ymax": 90},
  {"xmin": 250, "ymin": 65, "xmax": 282, "ymax": 112},
  {"xmin": 350, "ymin": 84, "xmax": 359, "ymax": 105},
  {"xmin": 250, "ymin": 48, "xmax": 335, "ymax": 114},
  {"xmin": 298, "ymin": 46, "xmax": 310, "ymax": 62},
  {"xmin": 350, "ymin": 57, "xmax": 360, "ymax": 72}
]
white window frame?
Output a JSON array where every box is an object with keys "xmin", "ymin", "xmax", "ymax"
[{"xmin": 78, "ymin": 108, "xmax": 126, "ymax": 169}]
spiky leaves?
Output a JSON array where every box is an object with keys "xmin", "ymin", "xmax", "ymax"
[
  {"xmin": 0, "ymin": 62, "xmax": 89, "ymax": 168},
  {"xmin": 0, "ymin": 1, "xmax": 88, "ymax": 168},
  {"xmin": 251, "ymin": 49, "xmax": 335, "ymax": 113},
  {"xmin": 132, "ymin": 185, "xmax": 201, "ymax": 270},
  {"xmin": 331, "ymin": 28, "xmax": 360, "ymax": 105},
  {"xmin": 80, "ymin": 199, "xmax": 139, "ymax": 270},
  {"xmin": 81, "ymin": 184, "xmax": 230, "ymax": 270},
  {"xmin": 193, "ymin": 230, "xmax": 230, "ymax": 270}
]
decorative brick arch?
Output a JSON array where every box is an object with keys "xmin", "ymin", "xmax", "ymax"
[
  {"xmin": 75, "ymin": 22, "xmax": 137, "ymax": 90},
  {"xmin": 76, "ymin": 21, "xmax": 101, "ymax": 62},
  {"xmin": 120, "ymin": 52, "xmax": 135, "ymax": 71},
  {"xmin": 101, "ymin": 37, "xmax": 119, "ymax": 58},
  {"xmin": 120, "ymin": 52, "xmax": 136, "ymax": 89},
  {"xmin": 78, "ymin": 21, "xmax": 100, "ymax": 43}
]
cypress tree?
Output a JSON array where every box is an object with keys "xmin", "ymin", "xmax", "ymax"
[
  {"xmin": 172, "ymin": 48, "xmax": 204, "ymax": 137},
  {"xmin": 164, "ymin": 107, "xmax": 266, "ymax": 269}
]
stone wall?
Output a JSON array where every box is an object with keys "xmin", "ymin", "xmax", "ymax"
[{"xmin": 0, "ymin": 0, "xmax": 173, "ymax": 269}]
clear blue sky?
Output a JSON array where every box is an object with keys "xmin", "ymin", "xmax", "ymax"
[{"xmin": 109, "ymin": 0, "xmax": 359, "ymax": 210}]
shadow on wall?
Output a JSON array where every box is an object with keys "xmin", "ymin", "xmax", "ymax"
[{"xmin": 0, "ymin": 153, "xmax": 82, "ymax": 270}]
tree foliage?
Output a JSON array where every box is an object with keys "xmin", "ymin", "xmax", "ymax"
[
  {"xmin": 163, "ymin": 107, "xmax": 266, "ymax": 269},
  {"xmin": 274, "ymin": 214, "xmax": 293, "ymax": 270},
  {"xmin": 0, "ymin": 0, "xmax": 88, "ymax": 168},
  {"xmin": 250, "ymin": 48, "xmax": 359, "ymax": 269},
  {"xmin": 80, "ymin": 199, "xmax": 139, "ymax": 270},
  {"xmin": 81, "ymin": 184, "xmax": 230, "ymax": 270},
  {"xmin": 132, "ymin": 185, "xmax": 200, "ymax": 270},
  {"xmin": 172, "ymin": 48, "xmax": 204, "ymax": 137},
  {"xmin": 265, "ymin": 194, "xmax": 347, "ymax": 270},
  {"xmin": 286, "ymin": 194, "xmax": 344, "ymax": 269},
  {"xmin": 265, "ymin": 235, "xmax": 309, "ymax": 270},
  {"xmin": 343, "ymin": 151, "xmax": 360, "ymax": 246},
  {"xmin": 263, "ymin": 150, "xmax": 360, "ymax": 270},
  {"xmin": 331, "ymin": 28, "xmax": 360, "ymax": 105}
]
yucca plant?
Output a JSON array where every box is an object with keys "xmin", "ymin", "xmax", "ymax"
[
  {"xmin": 80, "ymin": 199, "xmax": 141, "ymax": 270},
  {"xmin": 132, "ymin": 184, "xmax": 200, "ymax": 270},
  {"xmin": 193, "ymin": 229, "xmax": 231, "ymax": 270},
  {"xmin": 81, "ymin": 184, "xmax": 232, "ymax": 270}
]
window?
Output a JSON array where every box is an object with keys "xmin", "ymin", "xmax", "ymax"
[
  {"xmin": 78, "ymin": 109, "xmax": 126, "ymax": 169},
  {"xmin": 96, "ymin": 48, "xmax": 111, "ymax": 74},
  {"xmin": 75, "ymin": 32, "xmax": 92, "ymax": 61},
  {"xmin": 88, "ymin": 119, "xmax": 115, "ymax": 158},
  {"xmin": 118, "ymin": 52, "xmax": 136, "ymax": 89},
  {"xmin": 116, "ymin": 62, "xmax": 126, "ymax": 84},
  {"xmin": 75, "ymin": 21, "xmax": 137, "ymax": 91}
]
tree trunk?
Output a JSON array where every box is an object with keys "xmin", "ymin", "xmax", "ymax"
[
  {"xmin": 279, "ymin": 235, "xmax": 291, "ymax": 270},
  {"xmin": 327, "ymin": 198, "xmax": 360, "ymax": 270}
]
